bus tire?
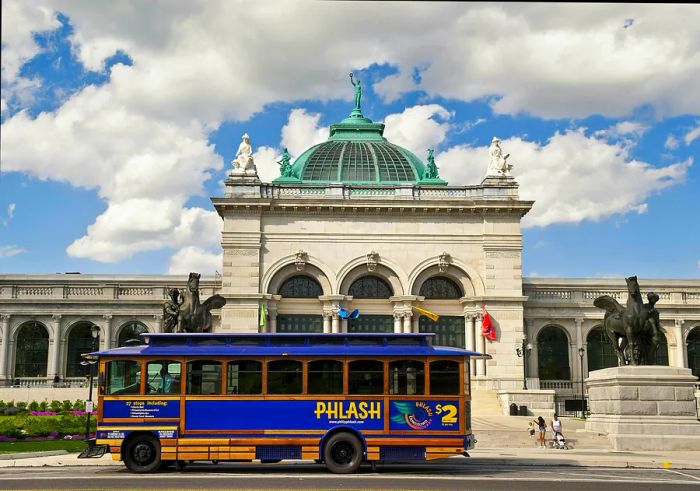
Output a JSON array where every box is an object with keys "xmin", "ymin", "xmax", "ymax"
[
  {"xmin": 323, "ymin": 432, "xmax": 363, "ymax": 474},
  {"xmin": 123, "ymin": 434, "xmax": 161, "ymax": 473}
]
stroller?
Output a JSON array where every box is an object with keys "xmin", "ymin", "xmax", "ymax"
[{"xmin": 552, "ymin": 431, "xmax": 570, "ymax": 450}]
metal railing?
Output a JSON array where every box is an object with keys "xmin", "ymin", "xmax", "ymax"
[{"xmin": 9, "ymin": 377, "xmax": 88, "ymax": 388}]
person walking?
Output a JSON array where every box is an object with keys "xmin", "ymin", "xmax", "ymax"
[
  {"xmin": 551, "ymin": 413, "xmax": 562, "ymax": 435},
  {"xmin": 536, "ymin": 416, "xmax": 547, "ymax": 448}
]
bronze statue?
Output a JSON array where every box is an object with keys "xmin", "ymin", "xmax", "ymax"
[
  {"xmin": 168, "ymin": 272, "xmax": 226, "ymax": 333},
  {"xmin": 594, "ymin": 276, "xmax": 662, "ymax": 366},
  {"xmin": 163, "ymin": 288, "xmax": 182, "ymax": 333}
]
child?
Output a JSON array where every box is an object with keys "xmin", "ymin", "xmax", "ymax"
[{"xmin": 528, "ymin": 420, "xmax": 536, "ymax": 438}]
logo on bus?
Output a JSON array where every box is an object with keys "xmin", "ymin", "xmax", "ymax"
[
  {"xmin": 314, "ymin": 401, "xmax": 381, "ymax": 421},
  {"xmin": 391, "ymin": 401, "xmax": 433, "ymax": 429}
]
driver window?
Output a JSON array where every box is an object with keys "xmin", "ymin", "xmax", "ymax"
[
  {"xmin": 105, "ymin": 360, "xmax": 141, "ymax": 395},
  {"xmin": 146, "ymin": 360, "xmax": 181, "ymax": 394}
]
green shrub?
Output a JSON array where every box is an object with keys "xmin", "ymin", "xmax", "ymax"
[
  {"xmin": 28, "ymin": 401, "xmax": 39, "ymax": 412},
  {"xmin": 39, "ymin": 401, "xmax": 48, "ymax": 412},
  {"xmin": 23, "ymin": 417, "xmax": 54, "ymax": 437},
  {"xmin": 73, "ymin": 399, "xmax": 85, "ymax": 411},
  {"xmin": 0, "ymin": 418, "xmax": 23, "ymax": 438},
  {"xmin": 7, "ymin": 401, "xmax": 14, "ymax": 408},
  {"xmin": 49, "ymin": 400, "xmax": 62, "ymax": 412},
  {"xmin": 16, "ymin": 402, "xmax": 27, "ymax": 410},
  {"xmin": 61, "ymin": 400, "xmax": 72, "ymax": 412}
]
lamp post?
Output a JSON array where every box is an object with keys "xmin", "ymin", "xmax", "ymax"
[
  {"xmin": 578, "ymin": 347, "xmax": 585, "ymax": 419},
  {"xmin": 80, "ymin": 325, "xmax": 100, "ymax": 441},
  {"xmin": 515, "ymin": 334, "xmax": 533, "ymax": 390}
]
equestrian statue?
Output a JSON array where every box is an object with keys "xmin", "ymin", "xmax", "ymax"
[
  {"xmin": 163, "ymin": 272, "xmax": 226, "ymax": 333},
  {"xmin": 593, "ymin": 275, "xmax": 662, "ymax": 366}
]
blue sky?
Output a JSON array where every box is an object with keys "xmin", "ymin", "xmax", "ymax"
[{"xmin": 1, "ymin": 3, "xmax": 698, "ymax": 278}]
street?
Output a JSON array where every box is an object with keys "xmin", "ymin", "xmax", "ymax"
[{"xmin": 2, "ymin": 461, "xmax": 700, "ymax": 490}]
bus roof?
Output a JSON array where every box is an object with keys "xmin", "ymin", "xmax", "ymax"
[{"xmin": 93, "ymin": 333, "xmax": 489, "ymax": 358}]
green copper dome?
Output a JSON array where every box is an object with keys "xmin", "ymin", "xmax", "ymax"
[{"xmin": 273, "ymin": 78, "xmax": 446, "ymax": 185}]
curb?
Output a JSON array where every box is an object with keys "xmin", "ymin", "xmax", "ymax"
[{"xmin": 0, "ymin": 450, "xmax": 69, "ymax": 460}]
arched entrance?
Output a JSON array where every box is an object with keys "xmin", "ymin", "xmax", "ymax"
[
  {"xmin": 347, "ymin": 276, "xmax": 393, "ymax": 333},
  {"xmin": 14, "ymin": 321, "xmax": 49, "ymax": 378},
  {"xmin": 66, "ymin": 322, "xmax": 100, "ymax": 377},
  {"xmin": 654, "ymin": 331, "xmax": 669, "ymax": 366},
  {"xmin": 117, "ymin": 321, "xmax": 149, "ymax": 347},
  {"xmin": 537, "ymin": 325, "xmax": 571, "ymax": 380},
  {"xmin": 276, "ymin": 275, "xmax": 323, "ymax": 333},
  {"xmin": 418, "ymin": 277, "xmax": 464, "ymax": 348},
  {"xmin": 688, "ymin": 327, "xmax": 700, "ymax": 378},
  {"xmin": 586, "ymin": 326, "xmax": 618, "ymax": 371}
]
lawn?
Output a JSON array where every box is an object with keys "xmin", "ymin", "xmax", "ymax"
[{"xmin": 0, "ymin": 439, "xmax": 87, "ymax": 454}]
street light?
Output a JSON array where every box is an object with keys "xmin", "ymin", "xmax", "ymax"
[
  {"xmin": 578, "ymin": 346, "xmax": 585, "ymax": 419},
  {"xmin": 80, "ymin": 325, "xmax": 100, "ymax": 441},
  {"xmin": 515, "ymin": 333, "xmax": 533, "ymax": 390}
]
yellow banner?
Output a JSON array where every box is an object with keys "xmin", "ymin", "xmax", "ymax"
[{"xmin": 413, "ymin": 306, "xmax": 440, "ymax": 322}]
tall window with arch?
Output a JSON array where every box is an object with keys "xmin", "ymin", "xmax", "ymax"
[
  {"xmin": 66, "ymin": 322, "xmax": 100, "ymax": 377},
  {"xmin": 276, "ymin": 275, "xmax": 324, "ymax": 333},
  {"xmin": 537, "ymin": 325, "xmax": 570, "ymax": 380},
  {"xmin": 348, "ymin": 276, "xmax": 393, "ymax": 333},
  {"xmin": 586, "ymin": 326, "xmax": 618, "ymax": 372},
  {"xmin": 687, "ymin": 327, "xmax": 700, "ymax": 378},
  {"xmin": 14, "ymin": 321, "xmax": 49, "ymax": 378}
]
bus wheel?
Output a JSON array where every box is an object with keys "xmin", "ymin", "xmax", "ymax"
[
  {"xmin": 323, "ymin": 433, "xmax": 362, "ymax": 474},
  {"xmin": 123, "ymin": 434, "xmax": 161, "ymax": 473}
]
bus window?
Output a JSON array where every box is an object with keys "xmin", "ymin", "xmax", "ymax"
[
  {"xmin": 145, "ymin": 360, "xmax": 181, "ymax": 394},
  {"xmin": 227, "ymin": 360, "xmax": 262, "ymax": 394},
  {"xmin": 267, "ymin": 360, "xmax": 302, "ymax": 394},
  {"xmin": 105, "ymin": 360, "xmax": 141, "ymax": 395},
  {"xmin": 308, "ymin": 360, "xmax": 343, "ymax": 394},
  {"xmin": 389, "ymin": 360, "xmax": 425, "ymax": 395},
  {"xmin": 186, "ymin": 360, "xmax": 222, "ymax": 395},
  {"xmin": 348, "ymin": 360, "xmax": 384, "ymax": 394},
  {"xmin": 429, "ymin": 360, "xmax": 460, "ymax": 395}
]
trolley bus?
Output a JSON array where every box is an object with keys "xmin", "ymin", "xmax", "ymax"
[{"xmin": 90, "ymin": 332, "xmax": 486, "ymax": 473}]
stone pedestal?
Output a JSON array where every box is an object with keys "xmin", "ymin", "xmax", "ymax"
[
  {"xmin": 585, "ymin": 366, "xmax": 700, "ymax": 451},
  {"xmin": 497, "ymin": 389, "xmax": 555, "ymax": 417}
]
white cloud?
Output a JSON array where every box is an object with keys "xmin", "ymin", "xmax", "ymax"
[
  {"xmin": 0, "ymin": 245, "xmax": 27, "ymax": 257},
  {"xmin": 684, "ymin": 123, "xmax": 700, "ymax": 145},
  {"xmin": 438, "ymin": 129, "xmax": 691, "ymax": 227},
  {"xmin": 665, "ymin": 134, "xmax": 680, "ymax": 150},
  {"xmin": 167, "ymin": 246, "xmax": 222, "ymax": 276},
  {"xmin": 253, "ymin": 146, "xmax": 282, "ymax": 184},
  {"xmin": 281, "ymin": 109, "xmax": 328, "ymax": 158},
  {"xmin": 597, "ymin": 121, "xmax": 648, "ymax": 140},
  {"xmin": 383, "ymin": 104, "xmax": 452, "ymax": 157}
]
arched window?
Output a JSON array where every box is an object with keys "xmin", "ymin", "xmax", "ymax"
[
  {"xmin": 586, "ymin": 326, "xmax": 618, "ymax": 372},
  {"xmin": 419, "ymin": 316, "xmax": 465, "ymax": 348},
  {"xmin": 654, "ymin": 331, "xmax": 669, "ymax": 366},
  {"xmin": 537, "ymin": 325, "xmax": 570, "ymax": 380},
  {"xmin": 278, "ymin": 275, "xmax": 323, "ymax": 298},
  {"xmin": 688, "ymin": 327, "xmax": 700, "ymax": 378},
  {"xmin": 66, "ymin": 323, "xmax": 100, "ymax": 377},
  {"xmin": 348, "ymin": 276, "xmax": 392, "ymax": 298},
  {"xmin": 419, "ymin": 277, "xmax": 462, "ymax": 299},
  {"xmin": 117, "ymin": 321, "xmax": 149, "ymax": 347},
  {"xmin": 14, "ymin": 321, "xmax": 49, "ymax": 378}
]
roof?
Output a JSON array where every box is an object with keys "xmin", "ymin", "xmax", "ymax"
[
  {"xmin": 273, "ymin": 105, "xmax": 446, "ymax": 186},
  {"xmin": 94, "ymin": 333, "xmax": 488, "ymax": 358}
]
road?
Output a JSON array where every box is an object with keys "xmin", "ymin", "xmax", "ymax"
[{"xmin": 2, "ymin": 461, "xmax": 700, "ymax": 490}]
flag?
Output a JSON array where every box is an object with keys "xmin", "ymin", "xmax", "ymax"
[
  {"xmin": 482, "ymin": 306, "xmax": 496, "ymax": 340},
  {"xmin": 413, "ymin": 306, "xmax": 440, "ymax": 322},
  {"xmin": 259, "ymin": 303, "xmax": 267, "ymax": 328},
  {"xmin": 337, "ymin": 306, "xmax": 359, "ymax": 320}
]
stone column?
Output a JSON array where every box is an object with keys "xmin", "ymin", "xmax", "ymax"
[
  {"xmin": 0, "ymin": 314, "xmax": 10, "ymax": 384},
  {"xmin": 48, "ymin": 314, "xmax": 62, "ymax": 379},
  {"xmin": 268, "ymin": 311, "xmax": 277, "ymax": 333},
  {"xmin": 476, "ymin": 314, "xmax": 486, "ymax": 376},
  {"xmin": 323, "ymin": 312, "xmax": 332, "ymax": 334},
  {"xmin": 574, "ymin": 318, "xmax": 585, "ymax": 381},
  {"xmin": 101, "ymin": 314, "xmax": 113, "ymax": 350},
  {"xmin": 331, "ymin": 312, "xmax": 340, "ymax": 334},
  {"xmin": 153, "ymin": 314, "xmax": 164, "ymax": 333},
  {"xmin": 465, "ymin": 313, "xmax": 475, "ymax": 376},
  {"xmin": 402, "ymin": 311, "xmax": 413, "ymax": 333},
  {"xmin": 393, "ymin": 312, "xmax": 402, "ymax": 334},
  {"xmin": 674, "ymin": 319, "xmax": 686, "ymax": 368}
]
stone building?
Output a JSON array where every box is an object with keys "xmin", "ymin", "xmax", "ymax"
[{"xmin": 1, "ymin": 100, "xmax": 699, "ymax": 413}]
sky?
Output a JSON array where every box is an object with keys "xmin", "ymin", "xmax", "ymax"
[{"xmin": 1, "ymin": 1, "xmax": 698, "ymax": 279}]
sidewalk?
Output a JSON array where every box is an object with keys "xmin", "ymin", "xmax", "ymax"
[{"xmin": 1, "ymin": 447, "xmax": 698, "ymax": 470}]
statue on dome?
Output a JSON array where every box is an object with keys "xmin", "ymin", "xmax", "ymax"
[
  {"xmin": 349, "ymin": 73, "xmax": 362, "ymax": 111},
  {"xmin": 486, "ymin": 137, "xmax": 512, "ymax": 177},
  {"xmin": 278, "ymin": 148, "xmax": 293, "ymax": 178},
  {"xmin": 425, "ymin": 148, "xmax": 440, "ymax": 179},
  {"xmin": 231, "ymin": 133, "xmax": 257, "ymax": 175}
]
